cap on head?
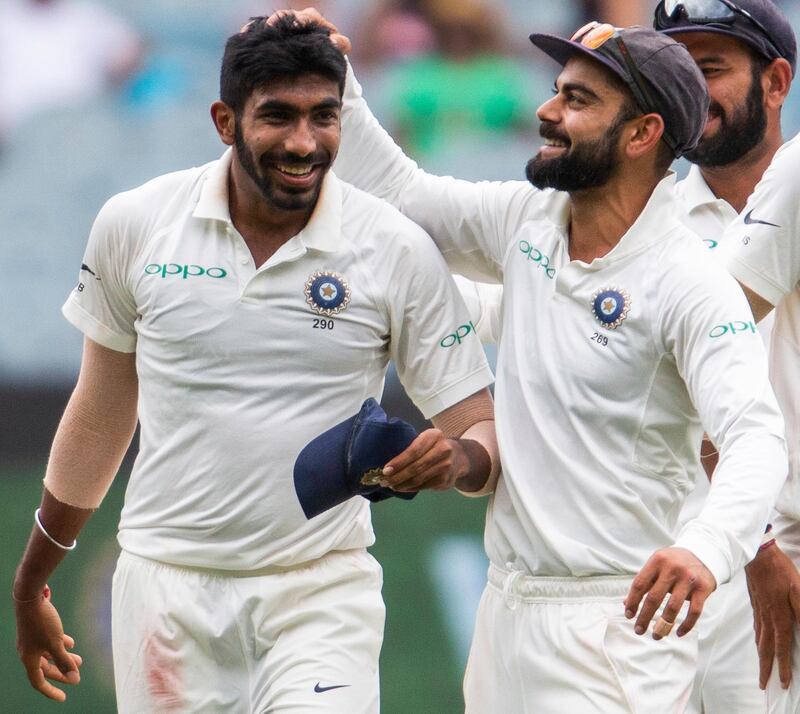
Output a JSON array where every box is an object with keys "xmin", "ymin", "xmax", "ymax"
[
  {"xmin": 530, "ymin": 24, "xmax": 710, "ymax": 157},
  {"xmin": 654, "ymin": 0, "xmax": 796, "ymax": 75}
]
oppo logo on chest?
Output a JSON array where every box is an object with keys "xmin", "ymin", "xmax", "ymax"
[{"xmin": 144, "ymin": 263, "xmax": 228, "ymax": 279}]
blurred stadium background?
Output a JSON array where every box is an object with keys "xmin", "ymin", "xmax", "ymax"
[{"xmin": 3, "ymin": 0, "xmax": 800, "ymax": 711}]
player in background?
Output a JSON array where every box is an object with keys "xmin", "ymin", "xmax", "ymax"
[
  {"xmin": 724, "ymin": 129, "xmax": 800, "ymax": 713},
  {"xmin": 11, "ymin": 17, "xmax": 499, "ymax": 712},
  {"xmin": 654, "ymin": 3, "xmax": 795, "ymax": 712},
  {"xmin": 280, "ymin": 9, "xmax": 789, "ymax": 711}
]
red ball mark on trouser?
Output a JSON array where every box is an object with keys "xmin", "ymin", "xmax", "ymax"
[{"xmin": 144, "ymin": 633, "xmax": 184, "ymax": 711}]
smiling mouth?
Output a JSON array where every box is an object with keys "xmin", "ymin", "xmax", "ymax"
[
  {"xmin": 276, "ymin": 163, "xmax": 315, "ymax": 176},
  {"xmin": 543, "ymin": 138, "xmax": 569, "ymax": 148}
]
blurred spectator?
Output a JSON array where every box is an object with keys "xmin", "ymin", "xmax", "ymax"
[
  {"xmin": 580, "ymin": 0, "xmax": 649, "ymax": 25},
  {"xmin": 354, "ymin": 0, "xmax": 437, "ymax": 66},
  {"xmin": 380, "ymin": 0, "xmax": 537, "ymax": 158},
  {"xmin": 0, "ymin": 0, "xmax": 143, "ymax": 143}
]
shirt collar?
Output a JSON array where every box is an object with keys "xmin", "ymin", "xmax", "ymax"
[
  {"xmin": 679, "ymin": 163, "xmax": 728, "ymax": 213},
  {"xmin": 193, "ymin": 149, "xmax": 233, "ymax": 223},
  {"xmin": 192, "ymin": 148, "xmax": 343, "ymax": 252},
  {"xmin": 585, "ymin": 171, "xmax": 683, "ymax": 266}
]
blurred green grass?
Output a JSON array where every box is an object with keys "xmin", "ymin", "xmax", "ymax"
[{"xmin": 1, "ymin": 463, "xmax": 487, "ymax": 713}]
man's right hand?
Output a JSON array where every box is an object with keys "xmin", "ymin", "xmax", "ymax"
[
  {"xmin": 746, "ymin": 542, "xmax": 800, "ymax": 689},
  {"xmin": 14, "ymin": 587, "xmax": 82, "ymax": 702}
]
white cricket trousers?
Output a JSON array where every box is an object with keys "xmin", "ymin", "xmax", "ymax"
[
  {"xmin": 463, "ymin": 563, "xmax": 698, "ymax": 714},
  {"xmin": 111, "ymin": 548, "xmax": 385, "ymax": 713},
  {"xmin": 687, "ymin": 568, "xmax": 765, "ymax": 713}
]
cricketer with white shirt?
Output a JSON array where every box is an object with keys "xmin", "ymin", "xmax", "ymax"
[
  {"xmin": 11, "ymin": 18, "xmax": 500, "ymax": 711},
  {"xmin": 725, "ymin": 131, "xmax": 800, "ymax": 713},
  {"xmin": 332, "ymin": 37, "xmax": 787, "ymax": 711},
  {"xmin": 452, "ymin": 150, "xmax": 780, "ymax": 714}
]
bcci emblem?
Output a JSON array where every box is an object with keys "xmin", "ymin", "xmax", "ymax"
[
  {"xmin": 304, "ymin": 270, "xmax": 351, "ymax": 316},
  {"xmin": 591, "ymin": 287, "xmax": 630, "ymax": 329}
]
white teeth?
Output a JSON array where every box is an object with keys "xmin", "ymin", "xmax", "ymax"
[
  {"xmin": 545, "ymin": 139, "xmax": 567, "ymax": 147},
  {"xmin": 277, "ymin": 164, "xmax": 313, "ymax": 176}
]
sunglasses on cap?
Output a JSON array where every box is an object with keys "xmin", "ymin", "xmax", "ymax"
[
  {"xmin": 570, "ymin": 22, "xmax": 677, "ymax": 152},
  {"xmin": 659, "ymin": 0, "xmax": 780, "ymax": 53}
]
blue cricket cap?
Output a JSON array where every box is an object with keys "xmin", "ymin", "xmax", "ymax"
[
  {"xmin": 654, "ymin": 0, "xmax": 796, "ymax": 75},
  {"xmin": 293, "ymin": 398, "xmax": 418, "ymax": 520}
]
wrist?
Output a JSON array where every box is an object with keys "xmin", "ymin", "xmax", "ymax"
[
  {"xmin": 746, "ymin": 536, "xmax": 784, "ymax": 574},
  {"xmin": 453, "ymin": 438, "xmax": 491, "ymax": 493},
  {"xmin": 12, "ymin": 581, "xmax": 49, "ymax": 604}
]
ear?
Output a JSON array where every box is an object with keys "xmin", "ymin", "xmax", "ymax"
[
  {"xmin": 622, "ymin": 113, "xmax": 665, "ymax": 162},
  {"xmin": 763, "ymin": 58, "xmax": 792, "ymax": 110},
  {"xmin": 211, "ymin": 101, "xmax": 236, "ymax": 146}
]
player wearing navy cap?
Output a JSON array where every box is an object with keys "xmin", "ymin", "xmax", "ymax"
[
  {"xmin": 651, "ymin": 3, "xmax": 797, "ymax": 711},
  {"xmin": 401, "ymin": 8, "xmax": 798, "ymax": 708},
  {"xmin": 284, "ymin": 9, "xmax": 789, "ymax": 711},
  {"xmin": 723, "ymin": 113, "xmax": 800, "ymax": 714},
  {"xmin": 11, "ymin": 16, "xmax": 499, "ymax": 712}
]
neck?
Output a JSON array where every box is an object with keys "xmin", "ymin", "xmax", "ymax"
[
  {"xmin": 699, "ymin": 127, "xmax": 784, "ymax": 213},
  {"xmin": 567, "ymin": 170, "xmax": 662, "ymax": 263}
]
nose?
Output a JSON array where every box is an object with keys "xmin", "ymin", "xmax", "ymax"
[
  {"xmin": 284, "ymin": 118, "xmax": 316, "ymax": 157},
  {"xmin": 536, "ymin": 94, "xmax": 560, "ymax": 125}
]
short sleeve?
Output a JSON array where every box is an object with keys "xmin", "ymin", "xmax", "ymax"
[
  {"xmin": 62, "ymin": 194, "xmax": 139, "ymax": 352},
  {"xmin": 383, "ymin": 223, "xmax": 495, "ymax": 419},
  {"xmin": 725, "ymin": 135, "xmax": 800, "ymax": 306}
]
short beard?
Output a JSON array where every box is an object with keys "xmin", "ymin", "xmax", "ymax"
[
  {"xmin": 684, "ymin": 63, "xmax": 767, "ymax": 167},
  {"xmin": 233, "ymin": 122, "xmax": 327, "ymax": 212},
  {"xmin": 525, "ymin": 109, "xmax": 632, "ymax": 192}
]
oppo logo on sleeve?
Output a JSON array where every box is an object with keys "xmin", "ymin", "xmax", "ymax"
[
  {"xmin": 708, "ymin": 321, "xmax": 757, "ymax": 338},
  {"xmin": 144, "ymin": 263, "xmax": 228, "ymax": 279},
  {"xmin": 440, "ymin": 321, "xmax": 477, "ymax": 348}
]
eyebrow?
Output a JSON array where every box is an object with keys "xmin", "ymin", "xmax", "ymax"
[
  {"xmin": 254, "ymin": 97, "xmax": 342, "ymax": 114},
  {"xmin": 558, "ymin": 81, "xmax": 601, "ymax": 102},
  {"xmin": 694, "ymin": 55, "xmax": 728, "ymax": 66}
]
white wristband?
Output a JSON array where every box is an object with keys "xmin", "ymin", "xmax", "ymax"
[{"xmin": 35, "ymin": 508, "xmax": 77, "ymax": 551}]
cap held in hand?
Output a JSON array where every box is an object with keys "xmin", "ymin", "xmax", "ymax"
[{"xmin": 293, "ymin": 398, "xmax": 418, "ymax": 519}]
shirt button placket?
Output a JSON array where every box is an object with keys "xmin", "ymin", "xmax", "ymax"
[{"xmin": 227, "ymin": 223, "xmax": 251, "ymax": 293}]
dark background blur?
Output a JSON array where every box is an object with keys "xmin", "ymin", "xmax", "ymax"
[{"xmin": 3, "ymin": 1, "xmax": 800, "ymax": 711}]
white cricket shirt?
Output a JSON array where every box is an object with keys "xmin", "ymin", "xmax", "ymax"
[
  {"xmin": 675, "ymin": 164, "xmax": 738, "ymax": 251},
  {"xmin": 63, "ymin": 150, "xmax": 494, "ymax": 570},
  {"xmin": 726, "ymin": 132, "xmax": 800, "ymax": 522},
  {"xmin": 334, "ymin": 66, "xmax": 787, "ymax": 585}
]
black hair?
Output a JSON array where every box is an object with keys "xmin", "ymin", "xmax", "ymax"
[{"xmin": 219, "ymin": 14, "xmax": 347, "ymax": 115}]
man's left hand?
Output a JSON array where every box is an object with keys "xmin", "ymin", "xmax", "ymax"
[
  {"xmin": 623, "ymin": 547, "xmax": 717, "ymax": 639},
  {"xmin": 745, "ymin": 542, "xmax": 800, "ymax": 689}
]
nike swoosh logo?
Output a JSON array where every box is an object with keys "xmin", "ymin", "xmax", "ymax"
[
  {"xmin": 314, "ymin": 683, "xmax": 350, "ymax": 693},
  {"xmin": 743, "ymin": 209, "xmax": 780, "ymax": 227}
]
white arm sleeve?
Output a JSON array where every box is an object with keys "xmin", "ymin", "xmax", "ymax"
[
  {"xmin": 666, "ymin": 263, "xmax": 787, "ymax": 585},
  {"xmin": 334, "ymin": 61, "xmax": 543, "ymax": 283}
]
